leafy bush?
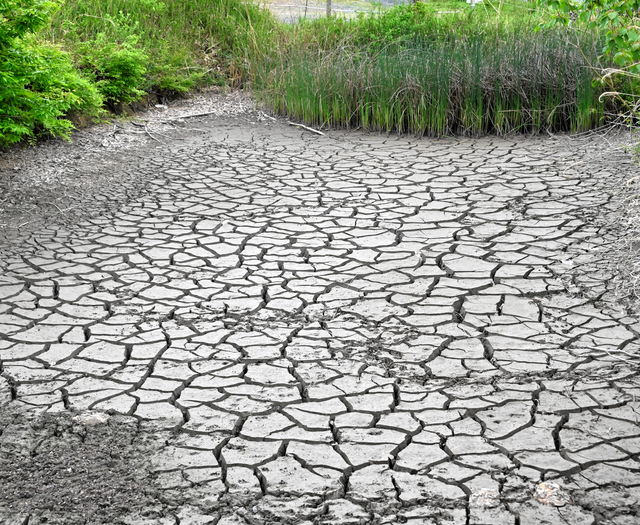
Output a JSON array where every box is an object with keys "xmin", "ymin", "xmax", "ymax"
[
  {"xmin": 0, "ymin": 0, "xmax": 57, "ymax": 45},
  {"xmin": 47, "ymin": 0, "xmax": 282, "ymax": 93},
  {"xmin": 538, "ymin": 0, "xmax": 640, "ymax": 125},
  {"xmin": 0, "ymin": 0, "xmax": 102, "ymax": 145},
  {"xmin": 353, "ymin": 2, "xmax": 442, "ymax": 45},
  {"xmin": 76, "ymin": 34, "xmax": 147, "ymax": 108},
  {"xmin": 539, "ymin": 0, "xmax": 640, "ymax": 72},
  {"xmin": 293, "ymin": 0, "xmax": 544, "ymax": 51}
]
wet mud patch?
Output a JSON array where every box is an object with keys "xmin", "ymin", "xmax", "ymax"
[{"xmin": 0, "ymin": 408, "xmax": 166, "ymax": 524}]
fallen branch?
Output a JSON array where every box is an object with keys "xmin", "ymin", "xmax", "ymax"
[
  {"xmin": 562, "ymin": 160, "xmax": 584, "ymax": 177},
  {"xmin": 287, "ymin": 121, "xmax": 324, "ymax": 136},
  {"xmin": 145, "ymin": 110, "xmax": 222, "ymax": 123},
  {"xmin": 52, "ymin": 205, "xmax": 77, "ymax": 214},
  {"xmin": 260, "ymin": 112, "xmax": 277, "ymax": 121},
  {"xmin": 144, "ymin": 124, "xmax": 163, "ymax": 143}
]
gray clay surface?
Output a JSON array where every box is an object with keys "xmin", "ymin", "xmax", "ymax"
[{"xmin": 1, "ymin": 112, "xmax": 640, "ymax": 525}]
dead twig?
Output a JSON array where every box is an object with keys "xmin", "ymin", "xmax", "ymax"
[
  {"xmin": 144, "ymin": 124, "xmax": 163, "ymax": 143},
  {"xmin": 562, "ymin": 160, "xmax": 584, "ymax": 177},
  {"xmin": 145, "ymin": 110, "xmax": 223, "ymax": 123},
  {"xmin": 52, "ymin": 205, "xmax": 77, "ymax": 214},
  {"xmin": 287, "ymin": 121, "xmax": 325, "ymax": 135}
]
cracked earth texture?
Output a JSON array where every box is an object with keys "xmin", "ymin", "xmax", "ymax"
[{"xmin": 1, "ymin": 115, "xmax": 640, "ymax": 525}]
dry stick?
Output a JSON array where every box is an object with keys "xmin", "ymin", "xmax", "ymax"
[
  {"xmin": 144, "ymin": 110, "xmax": 222, "ymax": 123},
  {"xmin": 260, "ymin": 112, "xmax": 277, "ymax": 121},
  {"xmin": 52, "ymin": 205, "xmax": 77, "ymax": 214},
  {"xmin": 73, "ymin": 14, "xmax": 117, "ymax": 27},
  {"xmin": 562, "ymin": 160, "xmax": 584, "ymax": 177},
  {"xmin": 145, "ymin": 124, "xmax": 174, "ymax": 139},
  {"xmin": 287, "ymin": 121, "xmax": 325, "ymax": 135},
  {"xmin": 144, "ymin": 124, "xmax": 163, "ymax": 143}
]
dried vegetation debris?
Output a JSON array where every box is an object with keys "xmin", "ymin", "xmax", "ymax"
[
  {"xmin": 542, "ymin": 126, "xmax": 640, "ymax": 313},
  {"xmin": 613, "ymin": 152, "xmax": 640, "ymax": 308}
]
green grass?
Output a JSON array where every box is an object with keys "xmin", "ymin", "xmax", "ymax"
[
  {"xmin": 291, "ymin": 0, "xmax": 544, "ymax": 50},
  {"xmin": 45, "ymin": 0, "xmax": 282, "ymax": 97},
  {"xmin": 254, "ymin": 1, "xmax": 618, "ymax": 135}
]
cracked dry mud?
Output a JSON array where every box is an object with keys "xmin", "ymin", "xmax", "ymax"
[{"xmin": 1, "ymin": 113, "xmax": 640, "ymax": 525}]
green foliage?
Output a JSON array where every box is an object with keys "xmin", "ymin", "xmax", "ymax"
[
  {"xmin": 350, "ymin": 3, "xmax": 441, "ymax": 45},
  {"xmin": 538, "ymin": 0, "xmax": 640, "ymax": 72},
  {"xmin": 256, "ymin": 29, "xmax": 607, "ymax": 136},
  {"xmin": 254, "ymin": 2, "xmax": 616, "ymax": 136},
  {"xmin": 0, "ymin": 0, "xmax": 619, "ymax": 145},
  {"xmin": 1, "ymin": 0, "xmax": 282, "ymax": 145},
  {"xmin": 76, "ymin": 34, "xmax": 147, "ymax": 107},
  {"xmin": 47, "ymin": 0, "xmax": 282, "ymax": 93},
  {"xmin": 0, "ymin": 0, "xmax": 58, "ymax": 46},
  {"xmin": 0, "ymin": 42, "xmax": 102, "ymax": 145},
  {"xmin": 293, "ymin": 0, "xmax": 543, "ymax": 51},
  {"xmin": 0, "ymin": 0, "xmax": 102, "ymax": 146}
]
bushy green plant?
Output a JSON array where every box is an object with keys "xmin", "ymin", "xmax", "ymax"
[
  {"xmin": 353, "ymin": 2, "xmax": 442, "ymax": 45},
  {"xmin": 47, "ymin": 0, "xmax": 282, "ymax": 93},
  {"xmin": 0, "ymin": 0, "xmax": 56, "ymax": 45},
  {"xmin": 538, "ymin": 0, "xmax": 640, "ymax": 128},
  {"xmin": 0, "ymin": 0, "xmax": 102, "ymax": 145},
  {"xmin": 538, "ymin": 0, "xmax": 640, "ymax": 72},
  {"xmin": 293, "ymin": 0, "xmax": 543, "ymax": 51},
  {"xmin": 76, "ymin": 34, "xmax": 147, "ymax": 107}
]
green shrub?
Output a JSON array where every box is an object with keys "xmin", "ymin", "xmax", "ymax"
[
  {"xmin": 76, "ymin": 34, "xmax": 147, "ymax": 108},
  {"xmin": 293, "ymin": 0, "xmax": 544, "ymax": 51},
  {"xmin": 0, "ymin": 0, "xmax": 58, "ymax": 45},
  {"xmin": 47, "ymin": 0, "xmax": 282, "ymax": 93},
  {"xmin": 353, "ymin": 2, "xmax": 442, "ymax": 45},
  {"xmin": 0, "ymin": 0, "xmax": 102, "ymax": 145}
]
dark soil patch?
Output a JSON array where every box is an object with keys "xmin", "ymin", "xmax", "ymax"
[{"xmin": 0, "ymin": 409, "xmax": 165, "ymax": 524}]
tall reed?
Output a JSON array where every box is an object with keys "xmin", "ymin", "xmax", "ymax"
[{"xmin": 255, "ymin": 28, "xmax": 609, "ymax": 135}]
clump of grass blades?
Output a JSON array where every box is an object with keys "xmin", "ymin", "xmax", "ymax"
[{"xmin": 256, "ymin": 30, "xmax": 610, "ymax": 135}]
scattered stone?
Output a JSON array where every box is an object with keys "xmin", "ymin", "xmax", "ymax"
[
  {"xmin": 470, "ymin": 488, "xmax": 501, "ymax": 508},
  {"xmin": 535, "ymin": 482, "xmax": 571, "ymax": 507},
  {"xmin": 72, "ymin": 411, "xmax": 110, "ymax": 426}
]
